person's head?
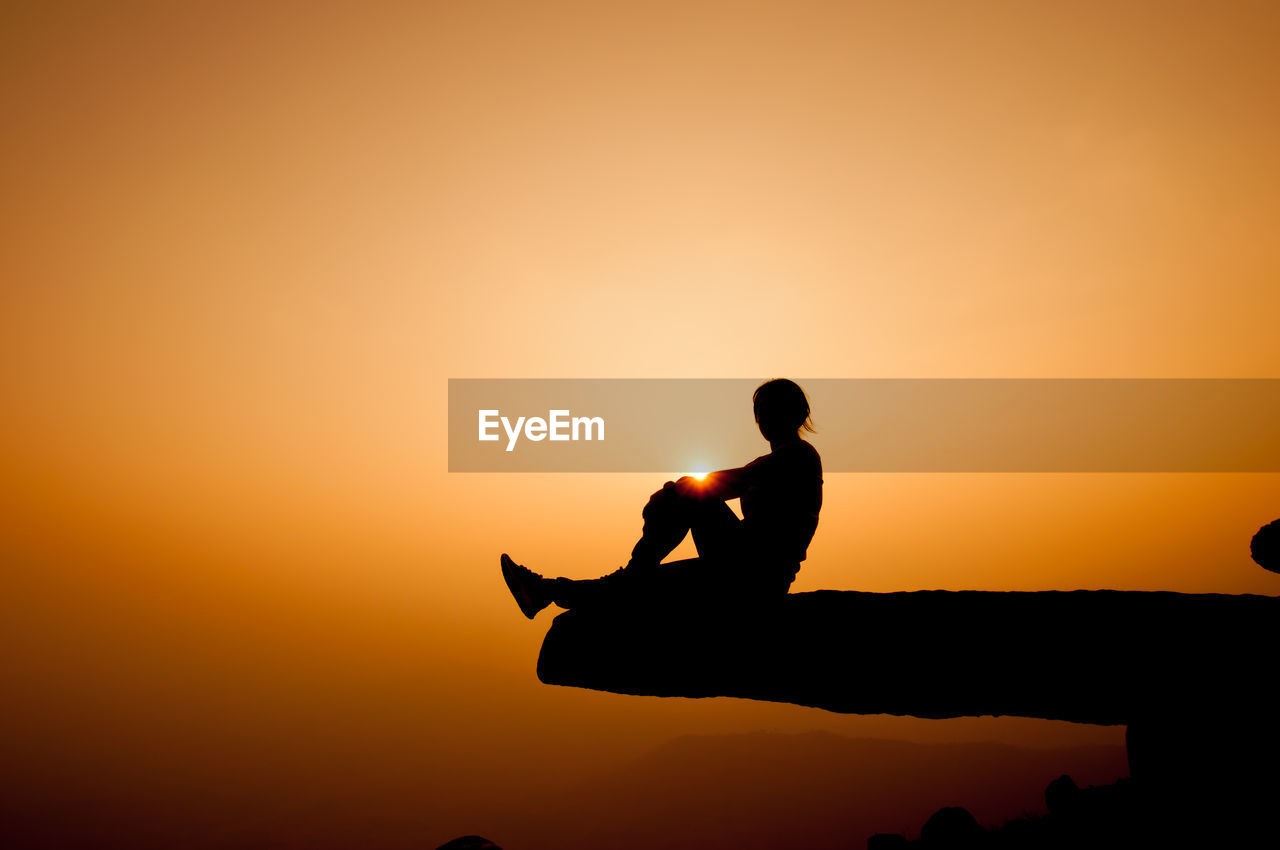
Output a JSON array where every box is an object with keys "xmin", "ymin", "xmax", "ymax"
[{"xmin": 753, "ymin": 378, "xmax": 814, "ymax": 443}]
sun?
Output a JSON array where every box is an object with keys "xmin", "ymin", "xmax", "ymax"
[{"xmin": 687, "ymin": 468, "xmax": 710, "ymax": 480}]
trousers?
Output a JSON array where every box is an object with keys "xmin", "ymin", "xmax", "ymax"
[{"xmin": 549, "ymin": 481, "xmax": 794, "ymax": 609}]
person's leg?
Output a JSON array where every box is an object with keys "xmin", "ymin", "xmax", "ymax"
[
  {"xmin": 549, "ymin": 557, "xmax": 726, "ymax": 609},
  {"xmin": 544, "ymin": 568, "xmax": 629, "ymax": 609},
  {"xmin": 689, "ymin": 499, "xmax": 743, "ymax": 562},
  {"xmin": 623, "ymin": 481, "xmax": 697, "ymax": 572},
  {"xmin": 503, "ymin": 482, "xmax": 738, "ymax": 616},
  {"xmin": 560, "ymin": 484, "xmax": 747, "ymax": 602},
  {"xmin": 534, "ymin": 481, "xmax": 695, "ymax": 609}
]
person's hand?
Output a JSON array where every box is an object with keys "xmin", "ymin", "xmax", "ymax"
[{"xmin": 673, "ymin": 476, "xmax": 703, "ymax": 497}]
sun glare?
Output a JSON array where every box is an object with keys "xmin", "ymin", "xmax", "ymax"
[{"xmin": 688, "ymin": 469, "xmax": 709, "ymax": 480}]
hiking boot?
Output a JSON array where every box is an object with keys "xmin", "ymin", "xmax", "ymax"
[{"xmin": 500, "ymin": 554, "xmax": 551, "ymax": 619}]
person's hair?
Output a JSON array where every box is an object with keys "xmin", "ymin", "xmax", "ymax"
[{"xmin": 753, "ymin": 378, "xmax": 815, "ymax": 434}]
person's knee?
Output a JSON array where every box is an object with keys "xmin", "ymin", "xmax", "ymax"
[
  {"xmin": 644, "ymin": 485, "xmax": 707, "ymax": 529},
  {"xmin": 642, "ymin": 481, "xmax": 682, "ymax": 518}
]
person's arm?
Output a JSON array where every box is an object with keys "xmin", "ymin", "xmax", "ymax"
[{"xmin": 674, "ymin": 463, "xmax": 757, "ymax": 500}]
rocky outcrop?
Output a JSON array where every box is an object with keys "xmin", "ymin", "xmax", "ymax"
[
  {"xmin": 539, "ymin": 587, "xmax": 1280, "ymax": 845},
  {"xmin": 538, "ymin": 589, "xmax": 1276, "ymax": 726},
  {"xmin": 435, "ymin": 837, "xmax": 501, "ymax": 850}
]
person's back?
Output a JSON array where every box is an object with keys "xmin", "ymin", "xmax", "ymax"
[{"xmin": 741, "ymin": 437, "xmax": 823, "ymax": 565}]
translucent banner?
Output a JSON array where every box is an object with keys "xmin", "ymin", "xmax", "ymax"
[{"xmin": 447, "ymin": 379, "xmax": 1280, "ymax": 472}]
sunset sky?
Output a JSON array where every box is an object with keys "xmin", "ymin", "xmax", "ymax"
[{"xmin": 3, "ymin": 2, "xmax": 1279, "ymax": 847}]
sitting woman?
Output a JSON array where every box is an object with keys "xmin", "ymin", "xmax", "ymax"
[{"xmin": 501, "ymin": 378, "xmax": 823, "ymax": 616}]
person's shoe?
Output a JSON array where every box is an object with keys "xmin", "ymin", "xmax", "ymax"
[{"xmin": 500, "ymin": 554, "xmax": 551, "ymax": 619}]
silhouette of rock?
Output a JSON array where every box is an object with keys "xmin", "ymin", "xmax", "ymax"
[
  {"xmin": 887, "ymin": 775, "xmax": 1141, "ymax": 849},
  {"xmin": 1251, "ymin": 518, "xmax": 1280, "ymax": 572},
  {"xmin": 435, "ymin": 837, "xmax": 501, "ymax": 850},
  {"xmin": 538, "ymin": 589, "xmax": 1277, "ymax": 725},
  {"xmin": 867, "ymin": 833, "xmax": 910, "ymax": 849},
  {"xmin": 1043, "ymin": 774, "xmax": 1079, "ymax": 816},
  {"xmin": 919, "ymin": 806, "xmax": 984, "ymax": 847},
  {"xmin": 541, "ymin": 588, "xmax": 1280, "ymax": 843}
]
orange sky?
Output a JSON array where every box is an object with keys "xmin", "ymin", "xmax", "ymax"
[{"xmin": 3, "ymin": 2, "xmax": 1279, "ymax": 846}]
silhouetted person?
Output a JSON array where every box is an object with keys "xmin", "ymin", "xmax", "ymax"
[{"xmin": 501, "ymin": 378, "xmax": 823, "ymax": 617}]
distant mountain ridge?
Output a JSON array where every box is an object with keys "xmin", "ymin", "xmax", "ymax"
[{"xmin": 522, "ymin": 730, "xmax": 1128, "ymax": 850}]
